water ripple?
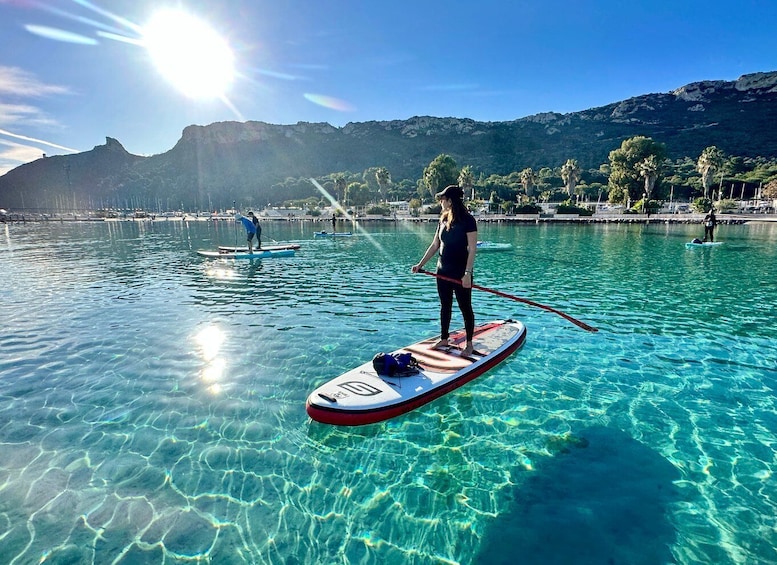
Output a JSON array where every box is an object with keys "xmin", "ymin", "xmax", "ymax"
[{"xmin": 0, "ymin": 220, "xmax": 776, "ymax": 563}]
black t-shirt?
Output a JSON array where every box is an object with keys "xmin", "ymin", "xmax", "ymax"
[{"xmin": 436, "ymin": 213, "xmax": 477, "ymax": 278}]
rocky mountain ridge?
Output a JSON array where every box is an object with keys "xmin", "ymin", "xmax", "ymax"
[{"xmin": 1, "ymin": 71, "xmax": 776, "ymax": 210}]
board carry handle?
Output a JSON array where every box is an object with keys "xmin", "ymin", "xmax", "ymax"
[{"xmin": 418, "ymin": 269, "xmax": 598, "ymax": 333}]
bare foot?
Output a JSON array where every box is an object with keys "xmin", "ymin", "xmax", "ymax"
[
  {"xmin": 432, "ymin": 339, "xmax": 449, "ymax": 350},
  {"xmin": 462, "ymin": 343, "xmax": 474, "ymax": 357}
]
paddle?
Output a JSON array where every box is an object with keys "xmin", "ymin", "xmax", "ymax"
[
  {"xmin": 262, "ymin": 228, "xmax": 280, "ymax": 244},
  {"xmin": 418, "ymin": 269, "xmax": 598, "ymax": 333},
  {"xmin": 233, "ymin": 200, "xmax": 238, "ymax": 250}
]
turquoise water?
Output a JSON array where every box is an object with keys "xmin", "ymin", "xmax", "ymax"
[{"xmin": 1, "ymin": 218, "xmax": 776, "ymax": 564}]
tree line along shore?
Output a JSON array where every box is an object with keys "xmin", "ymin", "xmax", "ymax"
[{"xmin": 3, "ymin": 209, "xmax": 770, "ymax": 225}]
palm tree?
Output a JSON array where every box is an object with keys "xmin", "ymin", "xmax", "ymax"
[
  {"xmin": 561, "ymin": 159, "xmax": 581, "ymax": 197},
  {"xmin": 637, "ymin": 155, "xmax": 661, "ymax": 200},
  {"xmin": 697, "ymin": 146, "xmax": 724, "ymax": 199},
  {"xmin": 763, "ymin": 179, "xmax": 777, "ymax": 200},
  {"xmin": 375, "ymin": 167, "xmax": 391, "ymax": 200},
  {"xmin": 423, "ymin": 154, "xmax": 459, "ymax": 198},
  {"xmin": 334, "ymin": 174, "xmax": 347, "ymax": 203},
  {"xmin": 520, "ymin": 167, "xmax": 537, "ymax": 198},
  {"xmin": 458, "ymin": 165, "xmax": 474, "ymax": 199},
  {"xmin": 607, "ymin": 136, "xmax": 667, "ymax": 204},
  {"xmin": 423, "ymin": 167, "xmax": 442, "ymax": 200}
]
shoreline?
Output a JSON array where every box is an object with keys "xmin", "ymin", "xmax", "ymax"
[{"xmin": 2, "ymin": 213, "xmax": 776, "ymax": 224}]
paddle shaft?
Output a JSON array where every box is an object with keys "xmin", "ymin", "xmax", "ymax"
[
  {"xmin": 418, "ymin": 269, "xmax": 598, "ymax": 333},
  {"xmin": 233, "ymin": 200, "xmax": 238, "ymax": 249}
]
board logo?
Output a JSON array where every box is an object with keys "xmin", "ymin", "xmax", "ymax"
[{"xmin": 338, "ymin": 381, "xmax": 382, "ymax": 396}]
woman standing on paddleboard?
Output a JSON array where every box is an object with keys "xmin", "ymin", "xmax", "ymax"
[
  {"xmin": 703, "ymin": 208, "xmax": 717, "ymax": 242},
  {"xmin": 412, "ymin": 185, "xmax": 478, "ymax": 356}
]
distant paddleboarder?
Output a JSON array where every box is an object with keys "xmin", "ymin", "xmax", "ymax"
[
  {"xmin": 236, "ymin": 211, "xmax": 262, "ymax": 253},
  {"xmin": 703, "ymin": 208, "xmax": 717, "ymax": 242}
]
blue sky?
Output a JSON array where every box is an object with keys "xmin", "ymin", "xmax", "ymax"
[{"xmin": 1, "ymin": 0, "xmax": 776, "ymax": 176}]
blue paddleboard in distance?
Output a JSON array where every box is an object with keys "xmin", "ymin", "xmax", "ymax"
[
  {"xmin": 314, "ymin": 231, "xmax": 352, "ymax": 238},
  {"xmin": 218, "ymin": 244, "xmax": 300, "ymax": 252}
]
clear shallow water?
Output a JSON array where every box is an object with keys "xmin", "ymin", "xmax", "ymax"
[{"xmin": 1, "ymin": 218, "xmax": 776, "ymax": 564}]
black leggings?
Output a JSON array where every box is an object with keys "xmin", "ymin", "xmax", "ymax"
[{"xmin": 437, "ymin": 278, "xmax": 475, "ymax": 342}]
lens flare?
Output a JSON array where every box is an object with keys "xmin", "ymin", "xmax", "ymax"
[
  {"xmin": 24, "ymin": 24, "xmax": 98, "ymax": 45},
  {"xmin": 308, "ymin": 178, "xmax": 387, "ymax": 256},
  {"xmin": 303, "ymin": 93, "xmax": 356, "ymax": 112}
]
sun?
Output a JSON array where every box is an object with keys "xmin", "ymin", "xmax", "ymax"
[{"xmin": 142, "ymin": 9, "xmax": 235, "ymax": 99}]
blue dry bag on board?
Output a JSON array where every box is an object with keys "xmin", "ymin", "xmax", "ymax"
[{"xmin": 372, "ymin": 352, "xmax": 419, "ymax": 377}]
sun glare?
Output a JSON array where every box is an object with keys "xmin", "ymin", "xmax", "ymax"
[
  {"xmin": 195, "ymin": 325, "xmax": 225, "ymax": 361},
  {"xmin": 142, "ymin": 9, "xmax": 234, "ymax": 99}
]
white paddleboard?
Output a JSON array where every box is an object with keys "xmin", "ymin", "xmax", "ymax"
[
  {"xmin": 686, "ymin": 241, "xmax": 724, "ymax": 248},
  {"xmin": 477, "ymin": 241, "xmax": 513, "ymax": 251},
  {"xmin": 306, "ymin": 320, "xmax": 526, "ymax": 426},
  {"xmin": 197, "ymin": 249, "xmax": 295, "ymax": 259}
]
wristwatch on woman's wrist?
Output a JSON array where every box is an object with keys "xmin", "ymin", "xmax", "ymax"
[{"xmin": 464, "ymin": 270, "xmax": 471, "ymax": 275}]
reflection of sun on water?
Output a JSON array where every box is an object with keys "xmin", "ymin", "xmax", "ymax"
[
  {"xmin": 205, "ymin": 267, "xmax": 238, "ymax": 280},
  {"xmin": 202, "ymin": 358, "xmax": 225, "ymax": 382},
  {"xmin": 195, "ymin": 325, "xmax": 224, "ymax": 360},
  {"xmin": 195, "ymin": 326, "xmax": 226, "ymax": 394}
]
